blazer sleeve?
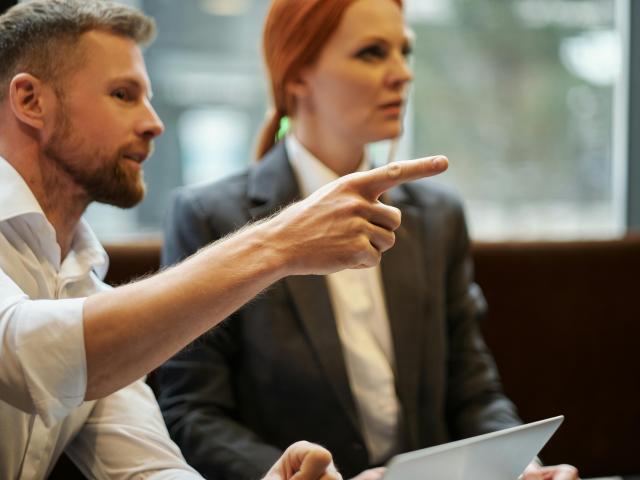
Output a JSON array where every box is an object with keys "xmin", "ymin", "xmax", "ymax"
[
  {"xmin": 443, "ymin": 200, "xmax": 522, "ymax": 438},
  {"xmin": 158, "ymin": 188, "xmax": 283, "ymax": 479}
]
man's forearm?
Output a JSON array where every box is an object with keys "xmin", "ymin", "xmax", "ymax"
[{"xmin": 83, "ymin": 220, "xmax": 287, "ymax": 400}]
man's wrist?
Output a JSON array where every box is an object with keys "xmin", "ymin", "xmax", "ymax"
[{"xmin": 244, "ymin": 219, "xmax": 294, "ymax": 281}]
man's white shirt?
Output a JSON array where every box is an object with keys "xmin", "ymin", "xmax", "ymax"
[
  {"xmin": 286, "ymin": 135, "xmax": 401, "ymax": 464},
  {"xmin": 0, "ymin": 156, "xmax": 200, "ymax": 479}
]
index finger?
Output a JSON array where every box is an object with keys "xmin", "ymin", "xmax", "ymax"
[{"xmin": 351, "ymin": 155, "xmax": 448, "ymax": 200}]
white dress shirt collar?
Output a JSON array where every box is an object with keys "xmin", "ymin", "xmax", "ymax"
[
  {"xmin": 0, "ymin": 156, "xmax": 46, "ymax": 223},
  {"xmin": 0, "ymin": 156, "xmax": 108, "ymax": 280}
]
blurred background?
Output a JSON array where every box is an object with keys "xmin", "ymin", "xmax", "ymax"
[{"xmin": 15, "ymin": 0, "xmax": 639, "ymax": 242}]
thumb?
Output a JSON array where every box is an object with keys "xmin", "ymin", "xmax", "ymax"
[{"xmin": 291, "ymin": 447, "xmax": 336, "ymax": 480}]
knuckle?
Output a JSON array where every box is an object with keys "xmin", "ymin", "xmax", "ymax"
[
  {"xmin": 393, "ymin": 206, "xmax": 402, "ymax": 224},
  {"xmin": 334, "ymin": 175, "xmax": 355, "ymax": 194},
  {"xmin": 384, "ymin": 206, "xmax": 402, "ymax": 229},
  {"xmin": 344, "ymin": 197, "xmax": 367, "ymax": 216},
  {"xmin": 349, "ymin": 217, "xmax": 368, "ymax": 235},
  {"xmin": 386, "ymin": 161, "xmax": 402, "ymax": 180},
  {"xmin": 383, "ymin": 231, "xmax": 396, "ymax": 250},
  {"xmin": 293, "ymin": 440, "xmax": 312, "ymax": 449},
  {"xmin": 342, "ymin": 169, "xmax": 363, "ymax": 185},
  {"xmin": 359, "ymin": 234, "xmax": 372, "ymax": 248}
]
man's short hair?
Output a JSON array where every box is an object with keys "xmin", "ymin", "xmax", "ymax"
[{"xmin": 0, "ymin": 0, "xmax": 156, "ymax": 101}]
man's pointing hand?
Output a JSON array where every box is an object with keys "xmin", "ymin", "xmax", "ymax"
[{"xmin": 264, "ymin": 155, "xmax": 448, "ymax": 275}]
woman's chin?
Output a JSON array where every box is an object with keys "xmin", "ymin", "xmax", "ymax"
[{"xmin": 368, "ymin": 126, "xmax": 403, "ymax": 143}]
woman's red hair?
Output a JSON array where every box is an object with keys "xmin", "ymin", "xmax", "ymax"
[{"xmin": 256, "ymin": 0, "xmax": 403, "ymax": 159}]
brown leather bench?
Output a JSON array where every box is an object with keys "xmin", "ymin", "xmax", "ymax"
[
  {"xmin": 51, "ymin": 236, "xmax": 640, "ymax": 478},
  {"xmin": 474, "ymin": 237, "xmax": 640, "ymax": 477}
]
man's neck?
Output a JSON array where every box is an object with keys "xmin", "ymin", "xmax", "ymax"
[
  {"xmin": 36, "ymin": 153, "xmax": 90, "ymax": 259},
  {"xmin": 1, "ymin": 143, "xmax": 89, "ymax": 259}
]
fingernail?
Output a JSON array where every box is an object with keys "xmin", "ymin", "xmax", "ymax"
[{"xmin": 431, "ymin": 156, "xmax": 447, "ymax": 168}]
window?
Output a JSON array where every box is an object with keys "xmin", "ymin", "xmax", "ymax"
[
  {"xmin": 86, "ymin": 0, "xmax": 626, "ymax": 241},
  {"xmin": 401, "ymin": 0, "xmax": 623, "ymax": 239}
]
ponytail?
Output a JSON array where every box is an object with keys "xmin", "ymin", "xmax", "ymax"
[{"xmin": 255, "ymin": 109, "xmax": 284, "ymax": 160}]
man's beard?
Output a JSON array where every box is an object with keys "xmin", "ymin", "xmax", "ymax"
[{"xmin": 43, "ymin": 109, "xmax": 147, "ymax": 209}]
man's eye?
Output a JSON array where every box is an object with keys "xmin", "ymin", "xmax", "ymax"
[
  {"xmin": 356, "ymin": 45, "xmax": 388, "ymax": 61},
  {"xmin": 112, "ymin": 89, "xmax": 130, "ymax": 101}
]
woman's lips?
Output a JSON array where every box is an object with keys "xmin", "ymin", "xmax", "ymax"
[{"xmin": 379, "ymin": 100, "xmax": 403, "ymax": 117}]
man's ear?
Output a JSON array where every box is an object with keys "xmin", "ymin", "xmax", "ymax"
[{"xmin": 8, "ymin": 73, "xmax": 50, "ymax": 130}]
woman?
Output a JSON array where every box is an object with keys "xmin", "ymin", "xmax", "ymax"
[{"xmin": 158, "ymin": 1, "xmax": 578, "ymax": 479}]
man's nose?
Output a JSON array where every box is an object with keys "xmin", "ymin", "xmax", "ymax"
[{"xmin": 138, "ymin": 100, "xmax": 165, "ymax": 139}]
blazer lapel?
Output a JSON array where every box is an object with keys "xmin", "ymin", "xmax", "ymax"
[
  {"xmin": 381, "ymin": 186, "xmax": 429, "ymax": 449},
  {"xmin": 247, "ymin": 142, "xmax": 363, "ymax": 436},
  {"xmin": 283, "ymin": 275, "xmax": 363, "ymax": 435},
  {"xmin": 247, "ymin": 142, "xmax": 300, "ymax": 219}
]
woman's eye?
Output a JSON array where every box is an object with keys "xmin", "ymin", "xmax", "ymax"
[
  {"xmin": 402, "ymin": 44, "xmax": 414, "ymax": 58},
  {"xmin": 356, "ymin": 45, "xmax": 388, "ymax": 61}
]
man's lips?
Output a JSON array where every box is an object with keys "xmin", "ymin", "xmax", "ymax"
[{"xmin": 122, "ymin": 151, "xmax": 149, "ymax": 164}]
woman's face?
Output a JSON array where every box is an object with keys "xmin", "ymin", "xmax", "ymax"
[{"xmin": 296, "ymin": 0, "xmax": 413, "ymax": 145}]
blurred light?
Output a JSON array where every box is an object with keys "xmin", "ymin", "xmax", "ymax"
[
  {"xmin": 200, "ymin": 0, "xmax": 250, "ymax": 16},
  {"xmin": 560, "ymin": 30, "xmax": 620, "ymax": 85},
  {"xmin": 405, "ymin": 0, "xmax": 454, "ymax": 25},
  {"xmin": 514, "ymin": 0, "xmax": 614, "ymax": 28},
  {"xmin": 178, "ymin": 109, "xmax": 250, "ymax": 186}
]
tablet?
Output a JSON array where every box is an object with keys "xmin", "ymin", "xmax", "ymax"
[{"xmin": 383, "ymin": 416, "xmax": 564, "ymax": 480}]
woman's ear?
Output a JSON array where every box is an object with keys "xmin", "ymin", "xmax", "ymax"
[
  {"xmin": 286, "ymin": 69, "xmax": 317, "ymax": 114},
  {"xmin": 8, "ymin": 73, "xmax": 50, "ymax": 130},
  {"xmin": 285, "ymin": 71, "xmax": 311, "ymax": 103}
]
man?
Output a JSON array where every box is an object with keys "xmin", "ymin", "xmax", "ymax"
[{"xmin": 0, "ymin": 0, "xmax": 448, "ymax": 478}]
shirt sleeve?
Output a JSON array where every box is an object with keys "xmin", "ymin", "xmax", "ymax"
[
  {"xmin": 0, "ymin": 269, "xmax": 87, "ymax": 427},
  {"xmin": 65, "ymin": 379, "xmax": 203, "ymax": 479}
]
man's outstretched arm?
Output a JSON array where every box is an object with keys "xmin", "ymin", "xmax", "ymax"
[{"xmin": 83, "ymin": 156, "xmax": 448, "ymax": 400}]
